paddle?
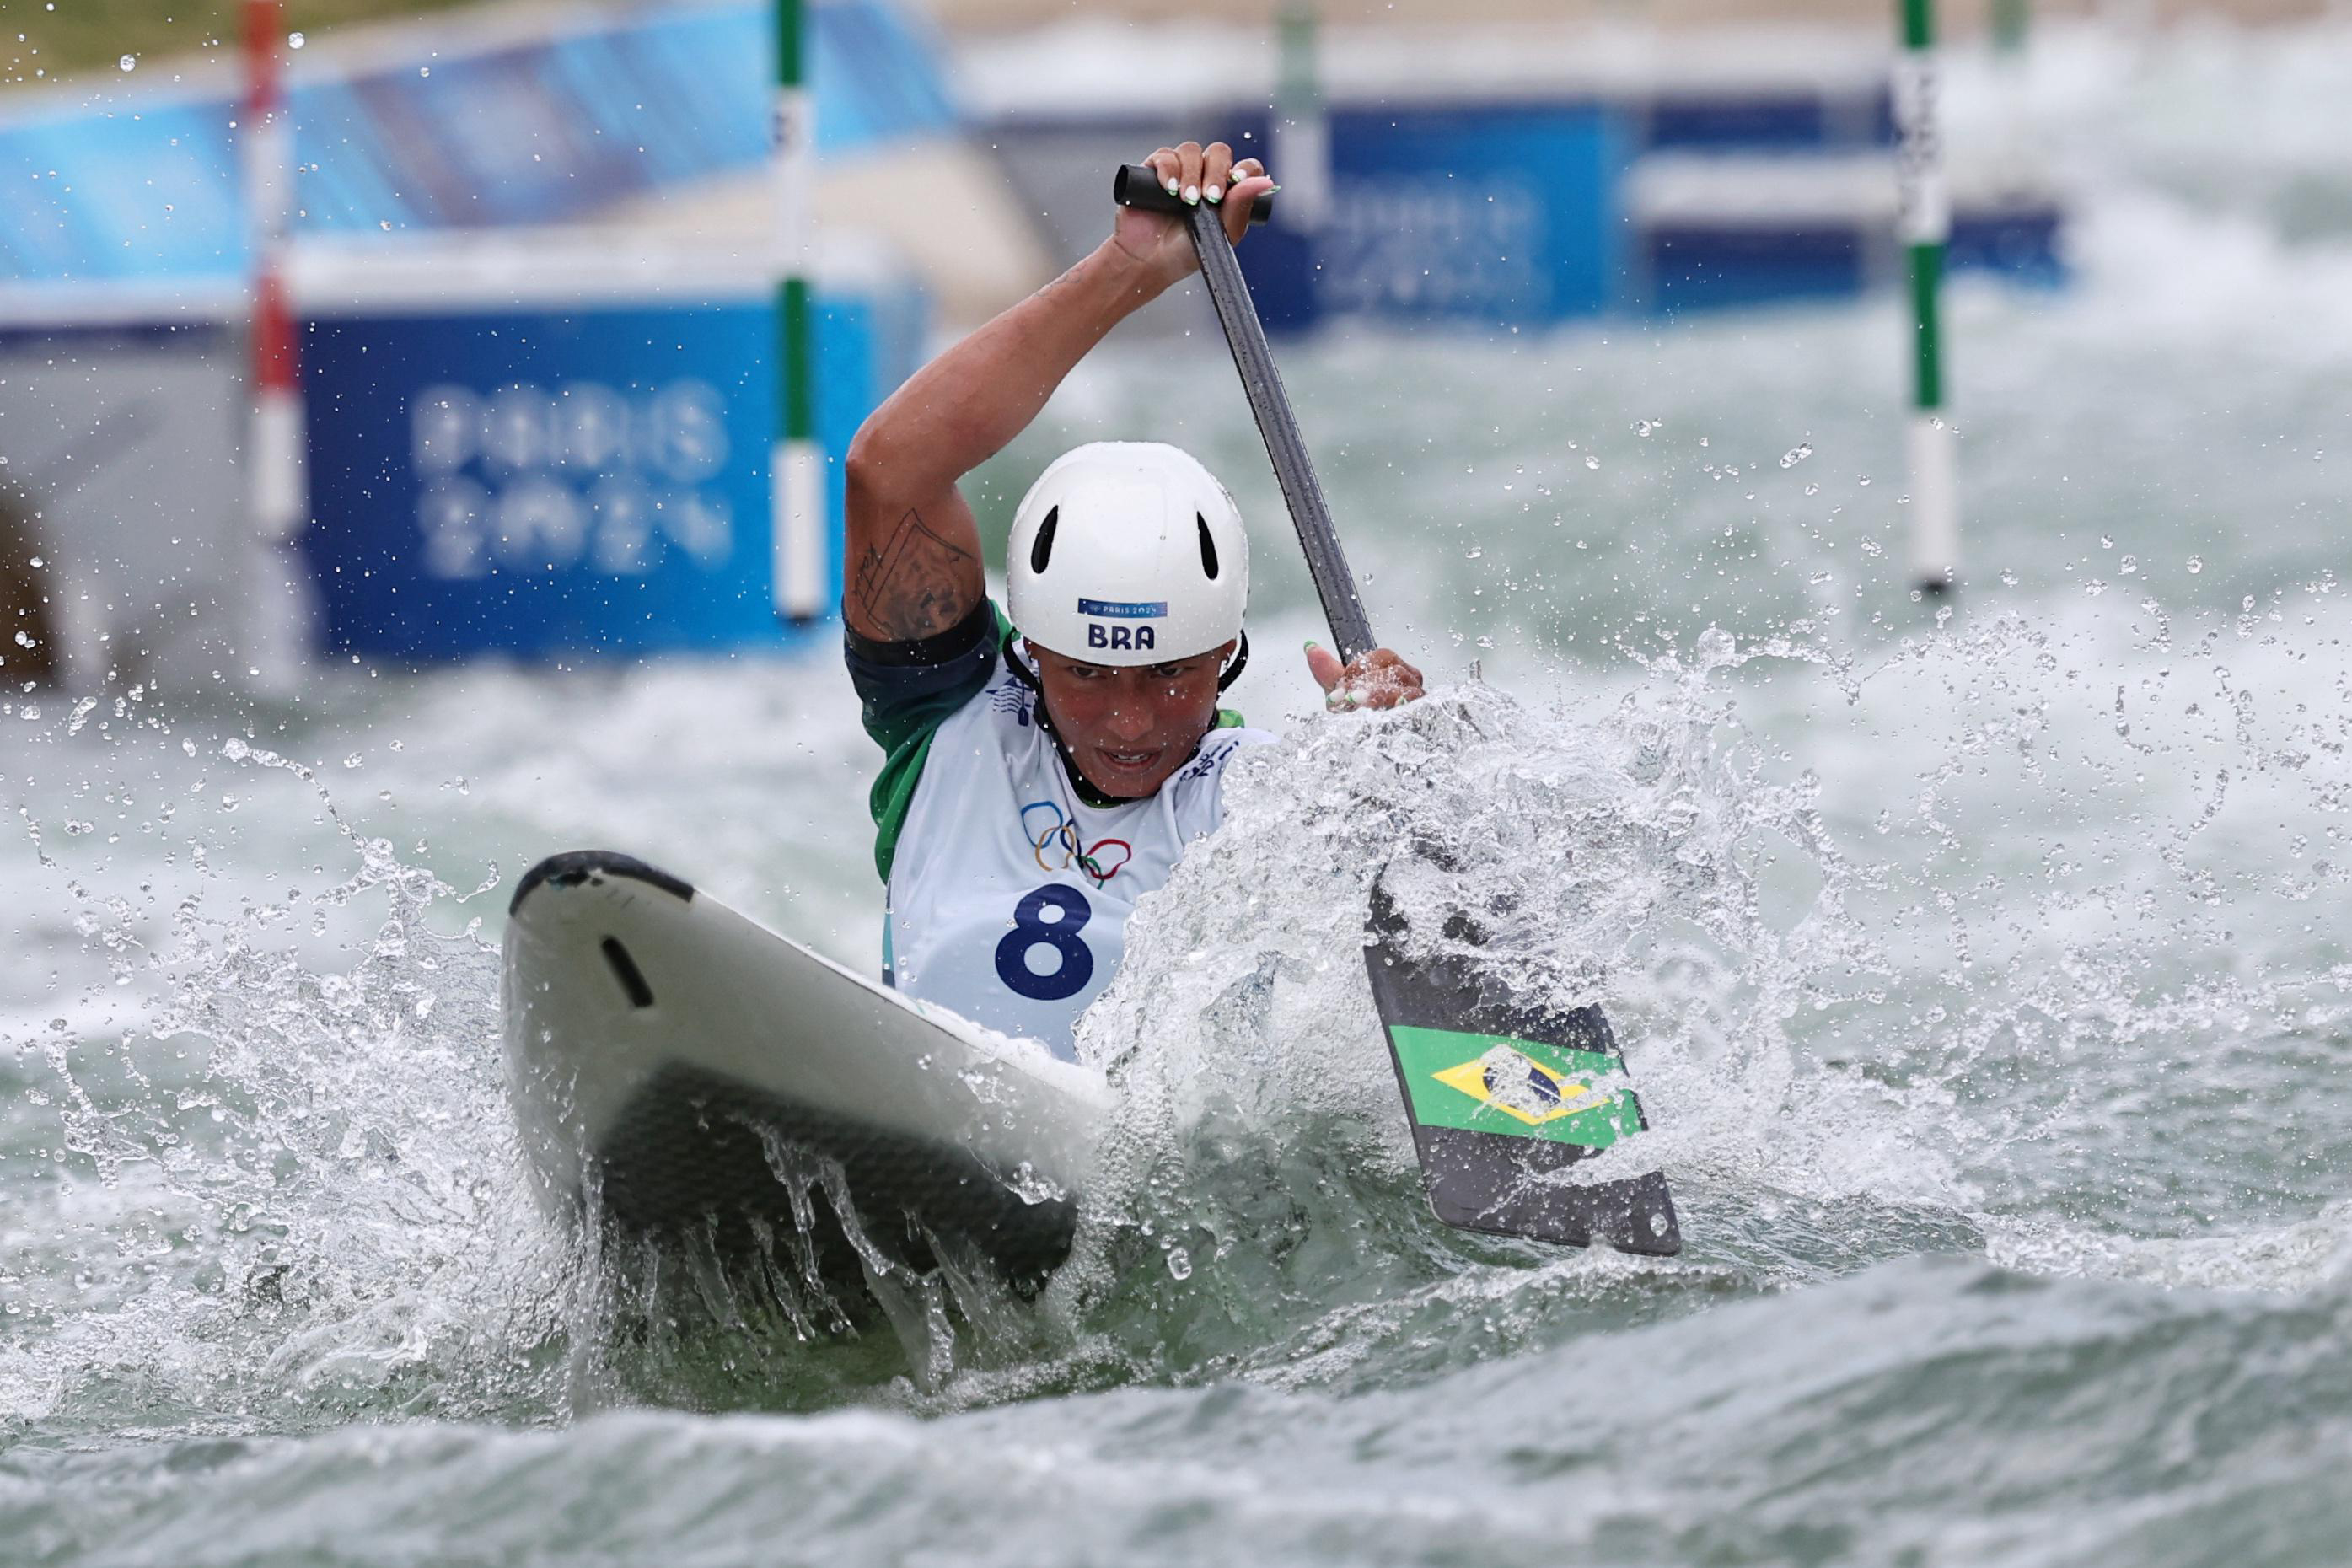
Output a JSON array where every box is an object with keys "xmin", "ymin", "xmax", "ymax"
[{"xmin": 1113, "ymin": 164, "xmax": 1681, "ymax": 1257}]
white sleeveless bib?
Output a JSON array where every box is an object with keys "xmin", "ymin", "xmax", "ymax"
[{"xmin": 885, "ymin": 668, "xmax": 1271, "ymax": 1061}]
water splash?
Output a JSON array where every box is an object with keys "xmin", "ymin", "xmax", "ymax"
[
  {"xmin": 5, "ymin": 731, "xmax": 569, "ymax": 1439},
  {"xmin": 1043, "ymin": 633, "xmax": 1968, "ymax": 1388},
  {"xmin": 13, "ymin": 578, "xmax": 2352, "ymax": 1428}
]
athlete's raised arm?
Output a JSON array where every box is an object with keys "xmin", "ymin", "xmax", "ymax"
[{"xmin": 841, "ymin": 140, "xmax": 1274, "ymax": 645}]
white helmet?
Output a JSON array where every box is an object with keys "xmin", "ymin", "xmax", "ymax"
[{"xmin": 1006, "ymin": 441, "xmax": 1248, "ymax": 668}]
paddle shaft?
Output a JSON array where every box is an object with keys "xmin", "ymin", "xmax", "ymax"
[
  {"xmin": 1109, "ymin": 169, "xmax": 1678, "ymax": 1252},
  {"xmin": 1113, "ymin": 165, "xmax": 1377, "ymax": 664}
]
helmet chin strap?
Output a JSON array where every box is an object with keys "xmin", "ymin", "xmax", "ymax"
[
  {"xmin": 1001, "ymin": 624, "xmax": 1046, "ymax": 699},
  {"xmin": 1216, "ymin": 630, "xmax": 1250, "ymax": 691}
]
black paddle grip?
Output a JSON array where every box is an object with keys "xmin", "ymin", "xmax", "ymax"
[{"xmin": 1113, "ymin": 163, "xmax": 1275, "ymax": 227}]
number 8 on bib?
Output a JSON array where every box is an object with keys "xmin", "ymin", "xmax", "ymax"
[{"xmin": 994, "ymin": 884, "xmax": 1095, "ymax": 1001}]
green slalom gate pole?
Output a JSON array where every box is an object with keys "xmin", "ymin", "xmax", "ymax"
[
  {"xmin": 1895, "ymin": 0, "xmax": 1958, "ymax": 594},
  {"xmin": 773, "ymin": 0, "xmax": 823, "ymax": 620}
]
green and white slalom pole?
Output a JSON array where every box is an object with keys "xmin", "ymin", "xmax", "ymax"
[
  {"xmin": 1894, "ymin": 0, "xmax": 1957, "ymax": 595},
  {"xmin": 772, "ymin": 0, "xmax": 824, "ymax": 620},
  {"xmin": 1274, "ymin": 1, "xmax": 1330, "ymax": 231}
]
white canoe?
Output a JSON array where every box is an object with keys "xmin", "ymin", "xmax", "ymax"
[{"xmin": 502, "ymin": 851, "xmax": 1109, "ymax": 1294}]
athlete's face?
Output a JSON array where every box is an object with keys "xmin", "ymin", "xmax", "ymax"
[{"xmin": 1033, "ymin": 639, "xmax": 1238, "ymax": 800}]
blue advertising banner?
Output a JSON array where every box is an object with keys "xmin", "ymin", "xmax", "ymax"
[
  {"xmin": 1230, "ymin": 102, "xmax": 1624, "ymax": 330},
  {"xmin": 299, "ymin": 288, "xmax": 914, "ymax": 660},
  {"xmin": 1321, "ymin": 103, "xmax": 1623, "ymax": 323}
]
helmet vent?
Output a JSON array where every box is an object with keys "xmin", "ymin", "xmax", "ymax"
[
  {"xmin": 1196, "ymin": 513, "xmax": 1220, "ymax": 579},
  {"xmin": 1029, "ymin": 506, "xmax": 1060, "ymax": 574}
]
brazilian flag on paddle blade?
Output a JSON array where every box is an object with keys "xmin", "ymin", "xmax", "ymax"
[{"xmin": 1363, "ymin": 879, "xmax": 1680, "ymax": 1256}]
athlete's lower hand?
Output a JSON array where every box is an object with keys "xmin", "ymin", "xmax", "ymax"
[
  {"xmin": 1306, "ymin": 642, "xmax": 1426, "ymax": 712},
  {"xmin": 1112, "ymin": 140, "xmax": 1274, "ymax": 292}
]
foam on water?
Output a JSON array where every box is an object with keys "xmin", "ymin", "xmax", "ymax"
[
  {"xmin": 11, "ymin": 416, "xmax": 2352, "ymax": 1439},
  {"xmin": 24, "ymin": 607, "xmax": 2301, "ymax": 1431}
]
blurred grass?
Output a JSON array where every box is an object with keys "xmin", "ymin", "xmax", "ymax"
[{"xmin": 3, "ymin": 0, "xmax": 487, "ymax": 89}]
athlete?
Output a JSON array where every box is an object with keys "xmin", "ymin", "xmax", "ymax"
[{"xmin": 841, "ymin": 140, "xmax": 1424, "ymax": 1060}]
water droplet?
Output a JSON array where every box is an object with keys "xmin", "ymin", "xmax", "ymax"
[
  {"xmin": 1584, "ymin": 454, "xmax": 1600, "ymax": 470},
  {"xmin": 1164, "ymin": 1246, "xmax": 1192, "ymax": 1281},
  {"xmin": 2187, "ymin": 556, "xmax": 2204, "ymax": 574},
  {"xmin": 1780, "ymin": 443, "xmax": 1813, "ymax": 468},
  {"xmin": 2119, "ymin": 555, "xmax": 2139, "ymax": 575},
  {"xmin": 418, "ymin": 65, "xmax": 431, "ymax": 78},
  {"xmin": 288, "ymin": 30, "xmax": 305, "ymax": 47},
  {"xmin": 118, "ymin": 54, "xmax": 136, "ymax": 71},
  {"xmin": 2086, "ymin": 579, "xmax": 2108, "ymax": 596}
]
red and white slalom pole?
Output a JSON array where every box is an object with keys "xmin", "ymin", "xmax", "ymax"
[{"xmin": 243, "ymin": 0, "xmax": 305, "ymax": 544}]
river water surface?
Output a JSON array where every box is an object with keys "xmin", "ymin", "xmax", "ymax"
[{"xmin": 8, "ymin": 24, "xmax": 2352, "ymax": 1566}]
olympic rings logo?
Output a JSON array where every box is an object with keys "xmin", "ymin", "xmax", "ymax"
[{"xmin": 1020, "ymin": 800, "xmax": 1131, "ymax": 887}]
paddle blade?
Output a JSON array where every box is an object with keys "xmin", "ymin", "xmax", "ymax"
[{"xmin": 1363, "ymin": 880, "xmax": 1681, "ymax": 1257}]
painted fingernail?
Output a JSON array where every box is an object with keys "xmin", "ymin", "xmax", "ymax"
[
  {"xmin": 1183, "ymin": 185, "xmax": 1200, "ymax": 206},
  {"xmin": 1205, "ymin": 184, "xmax": 1223, "ymax": 203},
  {"xmin": 1166, "ymin": 178, "xmax": 1180, "ymax": 195},
  {"xmin": 1268, "ymin": 183, "xmax": 1283, "ymax": 193},
  {"xmin": 1305, "ymin": 639, "xmax": 1319, "ymax": 652}
]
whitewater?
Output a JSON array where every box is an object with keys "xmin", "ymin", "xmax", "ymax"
[{"xmin": 8, "ymin": 23, "xmax": 2352, "ymax": 1565}]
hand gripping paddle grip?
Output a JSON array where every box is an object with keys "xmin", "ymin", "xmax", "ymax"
[{"xmin": 1111, "ymin": 164, "xmax": 1277, "ymax": 227}]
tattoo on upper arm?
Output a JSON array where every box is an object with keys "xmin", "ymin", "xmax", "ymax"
[{"xmin": 851, "ymin": 507, "xmax": 978, "ymax": 641}]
